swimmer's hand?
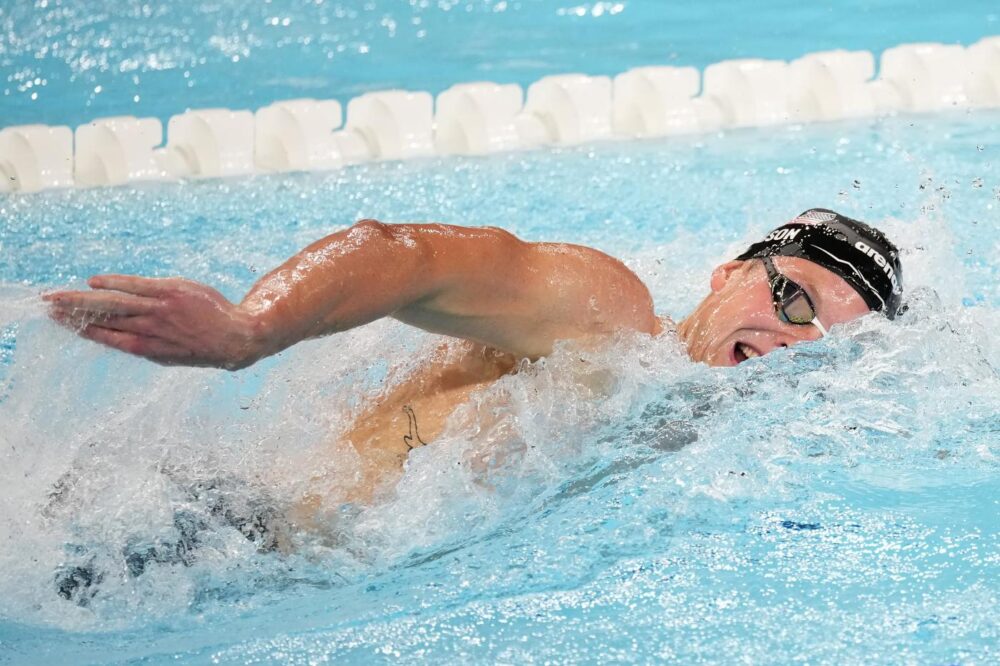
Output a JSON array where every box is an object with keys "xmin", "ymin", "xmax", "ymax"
[{"xmin": 44, "ymin": 275, "xmax": 263, "ymax": 369}]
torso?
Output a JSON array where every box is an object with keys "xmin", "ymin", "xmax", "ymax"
[
  {"xmin": 290, "ymin": 319, "xmax": 674, "ymax": 526},
  {"xmin": 288, "ymin": 342, "xmax": 516, "ymax": 523},
  {"xmin": 346, "ymin": 342, "xmax": 516, "ymax": 470}
]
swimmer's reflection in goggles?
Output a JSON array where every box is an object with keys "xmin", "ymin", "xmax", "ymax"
[{"xmin": 762, "ymin": 256, "xmax": 829, "ymax": 336}]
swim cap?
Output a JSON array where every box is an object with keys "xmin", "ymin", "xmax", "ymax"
[{"xmin": 736, "ymin": 208, "xmax": 904, "ymax": 318}]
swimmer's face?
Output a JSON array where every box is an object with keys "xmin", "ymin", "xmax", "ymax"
[{"xmin": 678, "ymin": 257, "xmax": 871, "ymax": 367}]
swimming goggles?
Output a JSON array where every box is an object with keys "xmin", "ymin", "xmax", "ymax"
[{"xmin": 762, "ymin": 256, "xmax": 829, "ymax": 336}]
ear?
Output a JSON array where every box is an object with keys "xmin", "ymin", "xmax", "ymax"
[{"xmin": 709, "ymin": 260, "xmax": 746, "ymax": 293}]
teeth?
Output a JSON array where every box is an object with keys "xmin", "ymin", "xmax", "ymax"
[{"xmin": 739, "ymin": 343, "xmax": 759, "ymax": 359}]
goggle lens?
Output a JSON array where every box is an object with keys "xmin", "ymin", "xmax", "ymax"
[
  {"xmin": 762, "ymin": 257, "xmax": 820, "ymax": 327},
  {"xmin": 778, "ymin": 289, "xmax": 816, "ymax": 324}
]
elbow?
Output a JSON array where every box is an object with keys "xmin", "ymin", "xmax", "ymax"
[
  {"xmin": 349, "ymin": 218, "xmax": 415, "ymax": 261},
  {"xmin": 350, "ymin": 219, "xmax": 415, "ymax": 253},
  {"xmin": 351, "ymin": 218, "xmax": 393, "ymax": 239},
  {"xmin": 351, "ymin": 218, "xmax": 433, "ymax": 277}
]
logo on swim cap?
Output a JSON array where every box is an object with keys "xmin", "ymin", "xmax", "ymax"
[
  {"xmin": 794, "ymin": 210, "xmax": 838, "ymax": 225},
  {"xmin": 855, "ymin": 241, "xmax": 903, "ymax": 295}
]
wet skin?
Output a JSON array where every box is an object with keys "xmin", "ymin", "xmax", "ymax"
[{"xmin": 43, "ymin": 220, "xmax": 874, "ymax": 505}]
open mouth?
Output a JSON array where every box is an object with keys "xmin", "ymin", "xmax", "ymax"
[{"xmin": 733, "ymin": 341, "xmax": 761, "ymax": 364}]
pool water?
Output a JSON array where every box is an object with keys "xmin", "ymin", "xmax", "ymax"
[{"xmin": 2, "ymin": 1, "xmax": 999, "ymax": 664}]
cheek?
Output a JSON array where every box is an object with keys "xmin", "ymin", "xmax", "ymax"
[
  {"xmin": 715, "ymin": 285, "xmax": 774, "ymax": 329},
  {"xmin": 696, "ymin": 287, "xmax": 774, "ymax": 362}
]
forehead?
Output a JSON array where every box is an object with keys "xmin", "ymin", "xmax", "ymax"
[{"xmin": 773, "ymin": 256, "xmax": 871, "ymax": 323}]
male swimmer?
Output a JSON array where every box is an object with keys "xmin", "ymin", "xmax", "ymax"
[
  {"xmin": 44, "ymin": 208, "xmax": 903, "ymax": 498},
  {"xmin": 44, "ymin": 208, "xmax": 904, "ymax": 601}
]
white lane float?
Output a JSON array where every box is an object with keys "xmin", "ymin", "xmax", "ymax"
[
  {"xmin": 787, "ymin": 50, "xmax": 877, "ymax": 121},
  {"xmin": 74, "ymin": 116, "xmax": 169, "ymax": 187},
  {"xmin": 965, "ymin": 36, "xmax": 1000, "ymax": 108},
  {"xmin": 157, "ymin": 108, "xmax": 256, "ymax": 179},
  {"xmin": 0, "ymin": 124, "xmax": 73, "ymax": 194},
  {"xmin": 336, "ymin": 90, "xmax": 434, "ymax": 162},
  {"xmin": 255, "ymin": 99, "xmax": 344, "ymax": 172},
  {"xmin": 875, "ymin": 43, "xmax": 972, "ymax": 112},
  {"xmin": 613, "ymin": 66, "xmax": 721, "ymax": 136},
  {"xmin": 2, "ymin": 35, "xmax": 1000, "ymax": 194},
  {"xmin": 435, "ymin": 82, "xmax": 527, "ymax": 155},
  {"xmin": 517, "ymin": 74, "xmax": 614, "ymax": 145},
  {"xmin": 701, "ymin": 59, "xmax": 791, "ymax": 127}
]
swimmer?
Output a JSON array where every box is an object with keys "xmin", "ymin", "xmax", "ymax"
[{"xmin": 44, "ymin": 208, "xmax": 903, "ymax": 502}]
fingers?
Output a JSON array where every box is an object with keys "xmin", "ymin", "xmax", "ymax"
[
  {"xmin": 42, "ymin": 274, "xmax": 172, "ymax": 321},
  {"xmin": 80, "ymin": 325, "xmax": 194, "ymax": 366},
  {"xmin": 79, "ymin": 325, "xmax": 145, "ymax": 355},
  {"xmin": 49, "ymin": 306, "xmax": 89, "ymax": 330},
  {"xmin": 53, "ymin": 310, "xmax": 157, "ymax": 336},
  {"xmin": 87, "ymin": 274, "xmax": 176, "ymax": 297},
  {"xmin": 44, "ymin": 289, "xmax": 158, "ymax": 317}
]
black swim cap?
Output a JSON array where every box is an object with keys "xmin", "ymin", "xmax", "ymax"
[{"xmin": 736, "ymin": 209, "xmax": 904, "ymax": 318}]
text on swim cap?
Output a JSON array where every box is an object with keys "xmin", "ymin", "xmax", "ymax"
[
  {"xmin": 855, "ymin": 241, "xmax": 902, "ymax": 295},
  {"xmin": 763, "ymin": 228, "xmax": 801, "ymax": 242}
]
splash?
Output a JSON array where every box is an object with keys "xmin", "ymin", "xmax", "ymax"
[
  {"xmin": 0, "ymin": 204, "xmax": 996, "ymax": 636},
  {"xmin": 0, "ymin": 113, "xmax": 997, "ymax": 662}
]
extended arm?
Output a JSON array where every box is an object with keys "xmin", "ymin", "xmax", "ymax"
[{"xmin": 45, "ymin": 220, "xmax": 658, "ymax": 368}]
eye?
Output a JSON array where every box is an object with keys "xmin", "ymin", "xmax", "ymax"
[
  {"xmin": 798, "ymin": 283, "xmax": 822, "ymax": 314},
  {"xmin": 786, "ymin": 274, "xmax": 822, "ymax": 314},
  {"xmin": 782, "ymin": 291, "xmax": 816, "ymax": 324}
]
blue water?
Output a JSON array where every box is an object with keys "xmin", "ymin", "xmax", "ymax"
[{"xmin": 2, "ymin": 2, "xmax": 1000, "ymax": 665}]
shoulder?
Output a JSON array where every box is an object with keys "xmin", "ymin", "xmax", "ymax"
[{"xmin": 526, "ymin": 242, "xmax": 659, "ymax": 335}]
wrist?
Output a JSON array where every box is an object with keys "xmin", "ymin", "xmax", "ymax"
[{"xmin": 226, "ymin": 306, "xmax": 272, "ymax": 370}]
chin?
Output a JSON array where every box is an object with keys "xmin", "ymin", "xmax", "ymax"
[{"xmin": 695, "ymin": 344, "xmax": 734, "ymax": 368}]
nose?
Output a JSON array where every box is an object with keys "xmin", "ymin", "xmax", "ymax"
[{"xmin": 776, "ymin": 321, "xmax": 822, "ymax": 348}]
